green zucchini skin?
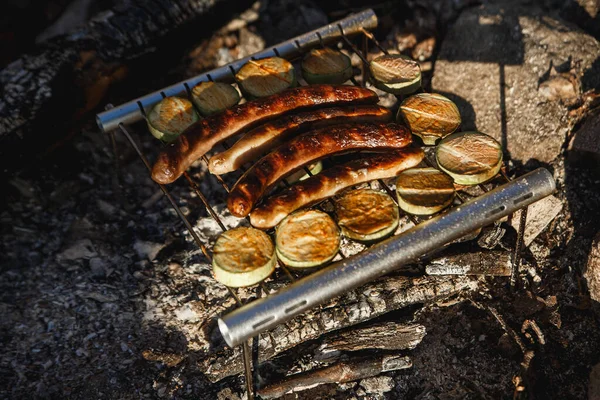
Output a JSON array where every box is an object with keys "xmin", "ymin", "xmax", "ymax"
[
  {"xmin": 275, "ymin": 210, "xmax": 340, "ymax": 268},
  {"xmin": 302, "ymin": 48, "xmax": 353, "ymax": 85},
  {"xmin": 236, "ymin": 57, "xmax": 297, "ymax": 98},
  {"xmin": 212, "ymin": 227, "xmax": 276, "ymax": 288},
  {"xmin": 435, "ymin": 131, "xmax": 503, "ymax": 185},
  {"xmin": 369, "ymin": 54, "xmax": 422, "ymax": 95},
  {"xmin": 147, "ymin": 96, "xmax": 199, "ymax": 143},
  {"xmin": 191, "ymin": 81, "xmax": 240, "ymax": 116},
  {"xmin": 335, "ymin": 189, "xmax": 399, "ymax": 242}
]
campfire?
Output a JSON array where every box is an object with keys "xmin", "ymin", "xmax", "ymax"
[
  {"xmin": 2, "ymin": 1, "xmax": 599, "ymax": 399},
  {"xmin": 96, "ymin": 9, "xmax": 556, "ymax": 399}
]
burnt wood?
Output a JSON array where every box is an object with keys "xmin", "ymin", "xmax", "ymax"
[
  {"xmin": 317, "ymin": 321, "xmax": 426, "ymax": 353},
  {"xmin": 0, "ymin": 0, "xmax": 253, "ymax": 172},
  {"xmin": 202, "ymin": 275, "xmax": 477, "ymax": 382}
]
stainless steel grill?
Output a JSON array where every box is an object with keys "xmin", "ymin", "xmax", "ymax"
[{"xmin": 97, "ymin": 9, "xmax": 555, "ymax": 399}]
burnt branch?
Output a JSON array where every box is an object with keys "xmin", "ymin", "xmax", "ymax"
[
  {"xmin": 258, "ymin": 354, "xmax": 412, "ymax": 399},
  {"xmin": 203, "ymin": 274, "xmax": 478, "ymax": 382},
  {"xmin": 317, "ymin": 321, "xmax": 426, "ymax": 353}
]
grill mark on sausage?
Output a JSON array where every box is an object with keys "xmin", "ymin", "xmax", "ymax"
[
  {"xmin": 249, "ymin": 148, "xmax": 424, "ymax": 228},
  {"xmin": 227, "ymin": 123, "xmax": 413, "ymax": 218},
  {"xmin": 208, "ymin": 105, "xmax": 392, "ymax": 175},
  {"xmin": 151, "ymin": 85, "xmax": 379, "ymax": 184}
]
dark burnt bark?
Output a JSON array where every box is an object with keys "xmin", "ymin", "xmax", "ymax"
[
  {"xmin": 258, "ymin": 354, "xmax": 412, "ymax": 398},
  {"xmin": 317, "ymin": 321, "xmax": 426, "ymax": 353},
  {"xmin": 0, "ymin": 0, "xmax": 253, "ymax": 174},
  {"xmin": 202, "ymin": 275, "xmax": 478, "ymax": 382}
]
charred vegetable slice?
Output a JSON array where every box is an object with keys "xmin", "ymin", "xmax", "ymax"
[
  {"xmin": 436, "ymin": 131, "xmax": 503, "ymax": 185},
  {"xmin": 369, "ymin": 54, "xmax": 422, "ymax": 95},
  {"xmin": 398, "ymin": 93, "xmax": 461, "ymax": 145},
  {"xmin": 276, "ymin": 209, "xmax": 340, "ymax": 268},
  {"xmin": 284, "ymin": 161, "xmax": 323, "ymax": 184},
  {"xmin": 212, "ymin": 227, "xmax": 276, "ymax": 287},
  {"xmin": 396, "ymin": 167, "xmax": 455, "ymax": 215},
  {"xmin": 147, "ymin": 96, "xmax": 199, "ymax": 142},
  {"xmin": 335, "ymin": 189, "xmax": 399, "ymax": 242},
  {"xmin": 191, "ymin": 81, "xmax": 240, "ymax": 116},
  {"xmin": 301, "ymin": 48, "xmax": 353, "ymax": 84},
  {"xmin": 236, "ymin": 57, "xmax": 297, "ymax": 98}
]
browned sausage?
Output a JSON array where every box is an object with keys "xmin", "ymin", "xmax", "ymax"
[
  {"xmin": 151, "ymin": 85, "xmax": 379, "ymax": 184},
  {"xmin": 249, "ymin": 148, "xmax": 424, "ymax": 228},
  {"xmin": 227, "ymin": 123, "xmax": 412, "ymax": 218},
  {"xmin": 208, "ymin": 105, "xmax": 392, "ymax": 175}
]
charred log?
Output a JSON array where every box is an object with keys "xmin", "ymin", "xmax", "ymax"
[
  {"xmin": 317, "ymin": 321, "xmax": 426, "ymax": 354},
  {"xmin": 258, "ymin": 354, "xmax": 412, "ymax": 399},
  {"xmin": 202, "ymin": 274, "xmax": 478, "ymax": 382},
  {"xmin": 0, "ymin": 0, "xmax": 253, "ymax": 175}
]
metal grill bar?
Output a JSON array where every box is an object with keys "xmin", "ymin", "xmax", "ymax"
[{"xmin": 96, "ymin": 9, "xmax": 378, "ymax": 133}]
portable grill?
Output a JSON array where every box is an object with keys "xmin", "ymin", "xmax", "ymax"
[{"xmin": 96, "ymin": 9, "xmax": 556, "ymax": 399}]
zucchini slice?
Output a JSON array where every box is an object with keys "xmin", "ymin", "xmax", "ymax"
[
  {"xmin": 396, "ymin": 167, "xmax": 455, "ymax": 215},
  {"xmin": 191, "ymin": 81, "xmax": 240, "ymax": 116},
  {"xmin": 276, "ymin": 209, "xmax": 340, "ymax": 268},
  {"xmin": 398, "ymin": 93, "xmax": 461, "ymax": 145},
  {"xmin": 212, "ymin": 227, "xmax": 276, "ymax": 288},
  {"xmin": 435, "ymin": 131, "xmax": 503, "ymax": 185},
  {"xmin": 147, "ymin": 96, "xmax": 199, "ymax": 143},
  {"xmin": 301, "ymin": 47, "xmax": 353, "ymax": 84},
  {"xmin": 369, "ymin": 54, "xmax": 422, "ymax": 95},
  {"xmin": 236, "ymin": 57, "xmax": 297, "ymax": 98},
  {"xmin": 335, "ymin": 189, "xmax": 399, "ymax": 242},
  {"xmin": 284, "ymin": 161, "xmax": 323, "ymax": 184}
]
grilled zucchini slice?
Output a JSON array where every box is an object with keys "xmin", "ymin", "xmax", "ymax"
[
  {"xmin": 276, "ymin": 209, "xmax": 340, "ymax": 268},
  {"xmin": 236, "ymin": 57, "xmax": 297, "ymax": 98},
  {"xmin": 396, "ymin": 167, "xmax": 455, "ymax": 215},
  {"xmin": 398, "ymin": 93, "xmax": 461, "ymax": 145},
  {"xmin": 435, "ymin": 131, "xmax": 503, "ymax": 185},
  {"xmin": 147, "ymin": 96, "xmax": 199, "ymax": 143},
  {"xmin": 335, "ymin": 189, "xmax": 399, "ymax": 242},
  {"xmin": 369, "ymin": 54, "xmax": 422, "ymax": 95},
  {"xmin": 301, "ymin": 47, "xmax": 353, "ymax": 84},
  {"xmin": 212, "ymin": 227, "xmax": 276, "ymax": 287},
  {"xmin": 191, "ymin": 81, "xmax": 240, "ymax": 116}
]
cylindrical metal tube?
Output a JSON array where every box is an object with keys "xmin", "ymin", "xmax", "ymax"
[
  {"xmin": 95, "ymin": 9, "xmax": 378, "ymax": 133},
  {"xmin": 218, "ymin": 168, "xmax": 556, "ymax": 347}
]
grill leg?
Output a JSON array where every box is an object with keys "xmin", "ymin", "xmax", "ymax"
[
  {"xmin": 511, "ymin": 207, "xmax": 528, "ymax": 290},
  {"xmin": 242, "ymin": 341, "xmax": 255, "ymax": 399}
]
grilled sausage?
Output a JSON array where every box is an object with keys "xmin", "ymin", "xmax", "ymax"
[
  {"xmin": 151, "ymin": 85, "xmax": 379, "ymax": 184},
  {"xmin": 208, "ymin": 105, "xmax": 392, "ymax": 175},
  {"xmin": 249, "ymin": 148, "xmax": 424, "ymax": 228},
  {"xmin": 227, "ymin": 122, "xmax": 412, "ymax": 218}
]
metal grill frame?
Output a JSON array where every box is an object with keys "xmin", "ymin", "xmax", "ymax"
[{"xmin": 97, "ymin": 9, "xmax": 530, "ymax": 399}]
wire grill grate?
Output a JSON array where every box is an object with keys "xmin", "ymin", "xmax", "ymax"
[{"xmin": 99, "ymin": 9, "xmax": 529, "ymax": 399}]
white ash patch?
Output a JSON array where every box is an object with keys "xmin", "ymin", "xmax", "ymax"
[
  {"xmin": 340, "ymin": 236, "xmax": 367, "ymax": 257},
  {"xmin": 217, "ymin": 387, "xmax": 247, "ymax": 400},
  {"xmin": 133, "ymin": 240, "xmax": 165, "ymax": 261},
  {"xmin": 174, "ymin": 304, "xmax": 200, "ymax": 323},
  {"xmin": 363, "ymin": 287, "xmax": 387, "ymax": 314},
  {"xmin": 360, "ymin": 376, "xmax": 395, "ymax": 394},
  {"xmin": 143, "ymin": 298, "xmax": 166, "ymax": 322},
  {"xmin": 189, "ymin": 204, "xmax": 248, "ymax": 247},
  {"xmin": 510, "ymin": 195, "xmax": 563, "ymax": 246},
  {"xmin": 57, "ymin": 239, "xmax": 97, "ymax": 261}
]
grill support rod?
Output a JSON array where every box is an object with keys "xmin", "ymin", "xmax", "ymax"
[
  {"xmin": 95, "ymin": 9, "xmax": 378, "ymax": 133},
  {"xmin": 218, "ymin": 168, "xmax": 556, "ymax": 347}
]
